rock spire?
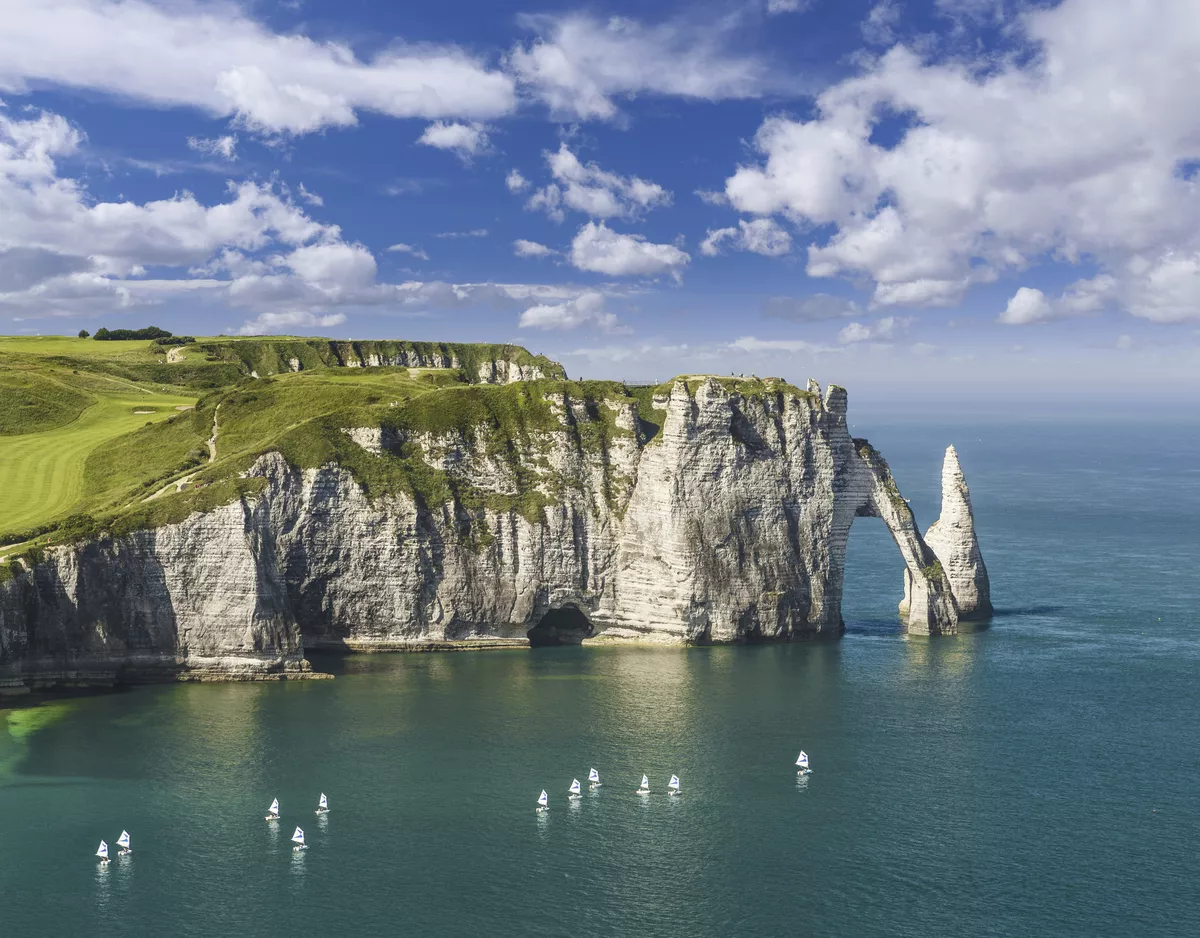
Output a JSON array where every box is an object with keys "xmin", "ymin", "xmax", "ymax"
[{"xmin": 922, "ymin": 445, "xmax": 992, "ymax": 620}]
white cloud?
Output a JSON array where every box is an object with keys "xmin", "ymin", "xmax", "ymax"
[
  {"xmin": 837, "ymin": 316, "xmax": 910, "ymax": 344},
  {"xmin": 506, "ymin": 169, "xmax": 529, "ymax": 192},
  {"xmin": 514, "ymin": 239, "xmax": 555, "ymax": 258},
  {"xmin": 695, "ymin": 189, "xmax": 729, "ymax": 207},
  {"xmin": 0, "ymin": 0, "xmax": 515, "ymax": 135},
  {"xmin": 862, "ymin": 1, "xmax": 903, "ymax": 45},
  {"xmin": 766, "ymin": 1, "xmax": 811, "ymax": 13},
  {"xmin": 186, "ymin": 135, "xmax": 237, "ymax": 160},
  {"xmin": 518, "ymin": 290, "xmax": 627, "ymax": 332},
  {"xmin": 235, "ymin": 311, "xmax": 346, "ymax": 335},
  {"xmin": 297, "ymin": 183, "xmax": 323, "ymax": 207},
  {"xmin": 526, "ymin": 185, "xmax": 564, "ymax": 223},
  {"xmin": 417, "ymin": 121, "xmax": 490, "ymax": 160},
  {"xmin": 763, "ymin": 294, "xmax": 859, "ymax": 321},
  {"xmin": 509, "ymin": 12, "xmax": 773, "ymax": 121},
  {"xmin": 700, "ymin": 218, "xmax": 791, "ymax": 257},
  {"xmin": 433, "ymin": 229, "xmax": 489, "ymax": 239},
  {"xmin": 999, "ymin": 287, "xmax": 1055, "ymax": 325},
  {"xmin": 569, "ymin": 222, "xmax": 690, "ymax": 280},
  {"xmin": 386, "ymin": 243, "xmax": 429, "ymax": 261},
  {"xmin": 1115, "ymin": 333, "xmax": 1134, "ymax": 349},
  {"xmin": 721, "ymin": 0, "xmax": 1200, "ymax": 321},
  {"xmin": 525, "ymin": 144, "xmax": 671, "ymax": 221},
  {"xmin": 730, "ymin": 336, "xmax": 823, "ymax": 353}
]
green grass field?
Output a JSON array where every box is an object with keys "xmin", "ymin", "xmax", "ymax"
[{"xmin": 0, "ymin": 384, "xmax": 195, "ymax": 535}]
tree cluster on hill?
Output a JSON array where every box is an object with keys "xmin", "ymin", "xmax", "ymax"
[
  {"xmin": 153, "ymin": 336, "xmax": 196, "ymax": 347},
  {"xmin": 93, "ymin": 326, "xmax": 173, "ymax": 341}
]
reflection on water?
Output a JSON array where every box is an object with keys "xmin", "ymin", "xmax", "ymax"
[
  {"xmin": 794, "ymin": 774, "xmax": 810, "ymax": 793},
  {"xmin": 289, "ymin": 848, "xmax": 306, "ymax": 884},
  {"xmin": 93, "ymin": 859, "xmax": 111, "ymax": 910}
]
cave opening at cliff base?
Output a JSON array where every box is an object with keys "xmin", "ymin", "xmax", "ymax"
[{"xmin": 527, "ymin": 604, "xmax": 594, "ymax": 647}]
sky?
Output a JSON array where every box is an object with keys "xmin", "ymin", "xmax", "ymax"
[{"xmin": 2, "ymin": 0, "xmax": 1200, "ymax": 399}]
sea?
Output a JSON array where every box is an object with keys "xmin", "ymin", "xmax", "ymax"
[{"xmin": 2, "ymin": 407, "xmax": 1198, "ymax": 936}]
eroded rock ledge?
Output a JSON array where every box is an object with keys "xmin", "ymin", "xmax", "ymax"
[{"xmin": 0, "ymin": 378, "xmax": 989, "ymax": 689}]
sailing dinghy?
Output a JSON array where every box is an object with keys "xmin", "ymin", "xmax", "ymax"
[
  {"xmin": 265, "ymin": 797, "xmax": 280, "ymax": 821},
  {"xmin": 668, "ymin": 775, "xmax": 682, "ymax": 795},
  {"xmin": 588, "ymin": 767, "xmax": 601, "ymax": 788},
  {"xmin": 568, "ymin": 778, "xmax": 582, "ymax": 799},
  {"xmin": 636, "ymin": 774, "xmax": 650, "ymax": 794},
  {"xmin": 96, "ymin": 840, "xmax": 109, "ymax": 863},
  {"xmin": 536, "ymin": 789, "xmax": 549, "ymax": 811},
  {"xmin": 796, "ymin": 751, "xmax": 811, "ymax": 775},
  {"xmin": 117, "ymin": 830, "xmax": 132, "ymax": 856},
  {"xmin": 315, "ymin": 793, "xmax": 329, "ymax": 815},
  {"xmin": 291, "ymin": 827, "xmax": 307, "ymax": 851}
]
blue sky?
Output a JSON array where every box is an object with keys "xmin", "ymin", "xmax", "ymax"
[{"xmin": 2, "ymin": 0, "xmax": 1199, "ymax": 397}]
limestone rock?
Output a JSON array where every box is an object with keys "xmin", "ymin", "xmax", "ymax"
[
  {"xmin": 0, "ymin": 379, "xmax": 978, "ymax": 686},
  {"xmin": 923, "ymin": 445, "xmax": 992, "ymax": 620}
]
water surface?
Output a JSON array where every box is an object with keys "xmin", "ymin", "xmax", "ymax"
[{"xmin": 2, "ymin": 415, "xmax": 1197, "ymax": 936}]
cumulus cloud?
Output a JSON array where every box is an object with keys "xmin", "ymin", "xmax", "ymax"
[
  {"xmin": 518, "ymin": 290, "xmax": 627, "ymax": 332},
  {"xmin": 235, "ymin": 311, "xmax": 346, "ymax": 336},
  {"xmin": 509, "ymin": 12, "xmax": 773, "ymax": 121},
  {"xmin": 700, "ymin": 218, "xmax": 791, "ymax": 257},
  {"xmin": 569, "ymin": 222, "xmax": 690, "ymax": 280},
  {"xmin": 722, "ymin": 0, "xmax": 1200, "ymax": 321},
  {"xmin": 524, "ymin": 145, "xmax": 670, "ymax": 221},
  {"xmin": 186, "ymin": 134, "xmax": 237, "ymax": 160},
  {"xmin": 837, "ymin": 316, "xmax": 910, "ymax": 344},
  {"xmin": 514, "ymin": 239, "xmax": 555, "ymax": 258},
  {"xmin": 417, "ymin": 121, "xmax": 490, "ymax": 160},
  {"xmin": 506, "ymin": 169, "xmax": 529, "ymax": 192},
  {"xmin": 0, "ymin": 0, "xmax": 514, "ymax": 136},
  {"xmin": 386, "ymin": 243, "xmax": 429, "ymax": 261},
  {"xmin": 999, "ymin": 287, "xmax": 1054, "ymax": 325}
]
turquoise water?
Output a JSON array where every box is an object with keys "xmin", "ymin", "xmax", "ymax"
[{"xmin": 2, "ymin": 414, "xmax": 1198, "ymax": 936}]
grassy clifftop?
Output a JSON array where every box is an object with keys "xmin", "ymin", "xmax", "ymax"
[{"xmin": 1, "ymin": 339, "xmax": 820, "ymax": 569}]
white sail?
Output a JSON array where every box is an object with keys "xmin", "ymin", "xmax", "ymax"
[
  {"xmin": 588, "ymin": 767, "xmax": 600, "ymax": 783},
  {"xmin": 639, "ymin": 774, "xmax": 649, "ymax": 790},
  {"xmin": 96, "ymin": 840, "xmax": 109, "ymax": 860},
  {"xmin": 117, "ymin": 830, "xmax": 131, "ymax": 850},
  {"xmin": 318, "ymin": 793, "xmax": 328, "ymax": 810},
  {"xmin": 568, "ymin": 778, "xmax": 581, "ymax": 795},
  {"xmin": 796, "ymin": 751, "xmax": 809, "ymax": 768},
  {"xmin": 669, "ymin": 775, "xmax": 680, "ymax": 790},
  {"xmin": 537, "ymin": 789, "xmax": 548, "ymax": 808},
  {"xmin": 268, "ymin": 797, "xmax": 280, "ymax": 815},
  {"xmin": 291, "ymin": 827, "xmax": 305, "ymax": 846}
]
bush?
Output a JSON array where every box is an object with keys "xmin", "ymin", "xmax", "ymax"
[
  {"xmin": 154, "ymin": 336, "xmax": 196, "ymax": 347},
  {"xmin": 78, "ymin": 329, "xmax": 90, "ymax": 338},
  {"xmin": 94, "ymin": 326, "xmax": 173, "ymax": 341}
]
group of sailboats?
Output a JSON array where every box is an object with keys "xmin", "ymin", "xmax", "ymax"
[
  {"xmin": 536, "ymin": 769, "xmax": 681, "ymax": 810},
  {"xmin": 95, "ymin": 830, "xmax": 132, "ymax": 863},
  {"xmin": 264, "ymin": 793, "xmax": 329, "ymax": 852}
]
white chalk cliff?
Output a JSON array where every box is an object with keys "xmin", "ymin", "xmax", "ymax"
[{"xmin": 0, "ymin": 378, "xmax": 990, "ymax": 689}]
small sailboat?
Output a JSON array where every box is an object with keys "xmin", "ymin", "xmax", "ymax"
[
  {"xmin": 568, "ymin": 778, "xmax": 582, "ymax": 799},
  {"xmin": 116, "ymin": 830, "xmax": 132, "ymax": 856},
  {"xmin": 291, "ymin": 826, "xmax": 307, "ymax": 851},
  {"xmin": 265, "ymin": 797, "xmax": 280, "ymax": 821},
  {"xmin": 636, "ymin": 774, "xmax": 650, "ymax": 794},
  {"xmin": 96, "ymin": 840, "xmax": 110, "ymax": 863},
  {"xmin": 315, "ymin": 793, "xmax": 329, "ymax": 815},
  {"xmin": 668, "ymin": 774, "xmax": 682, "ymax": 795},
  {"xmin": 536, "ymin": 789, "xmax": 549, "ymax": 811},
  {"xmin": 588, "ymin": 767, "xmax": 601, "ymax": 788},
  {"xmin": 796, "ymin": 750, "xmax": 811, "ymax": 775}
]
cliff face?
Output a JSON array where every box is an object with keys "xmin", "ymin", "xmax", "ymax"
[
  {"xmin": 0, "ymin": 378, "xmax": 988, "ymax": 689},
  {"xmin": 922, "ymin": 445, "xmax": 992, "ymax": 620}
]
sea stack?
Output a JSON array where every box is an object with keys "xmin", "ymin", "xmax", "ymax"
[{"xmin": 922, "ymin": 445, "xmax": 992, "ymax": 621}]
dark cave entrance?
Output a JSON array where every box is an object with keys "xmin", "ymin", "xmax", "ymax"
[{"xmin": 527, "ymin": 604, "xmax": 594, "ymax": 647}]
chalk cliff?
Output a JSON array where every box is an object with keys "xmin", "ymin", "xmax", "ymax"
[
  {"xmin": 0, "ymin": 377, "xmax": 989, "ymax": 690},
  {"xmin": 921, "ymin": 445, "xmax": 992, "ymax": 620}
]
